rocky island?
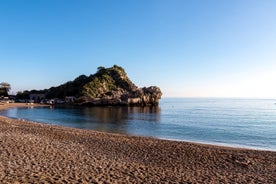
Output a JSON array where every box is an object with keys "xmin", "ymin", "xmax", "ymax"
[
  {"xmin": 79, "ymin": 65, "xmax": 162, "ymax": 106},
  {"xmin": 24, "ymin": 65, "xmax": 162, "ymax": 106}
]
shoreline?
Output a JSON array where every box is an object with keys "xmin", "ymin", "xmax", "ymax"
[
  {"xmin": 158, "ymin": 137, "xmax": 276, "ymax": 152},
  {"xmin": 1, "ymin": 103, "xmax": 275, "ymax": 152},
  {"xmin": 0, "ymin": 102, "xmax": 49, "ymax": 110},
  {"xmin": 0, "ymin": 103, "xmax": 276, "ymax": 183}
]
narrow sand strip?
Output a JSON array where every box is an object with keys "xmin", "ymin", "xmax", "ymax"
[{"xmin": 0, "ymin": 103, "xmax": 275, "ymax": 183}]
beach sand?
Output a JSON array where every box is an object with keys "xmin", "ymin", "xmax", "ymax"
[{"xmin": 0, "ymin": 103, "xmax": 275, "ymax": 183}]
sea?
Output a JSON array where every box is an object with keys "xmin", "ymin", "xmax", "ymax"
[{"xmin": 1, "ymin": 98, "xmax": 276, "ymax": 151}]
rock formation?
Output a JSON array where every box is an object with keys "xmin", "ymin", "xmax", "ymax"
[
  {"xmin": 24, "ymin": 65, "xmax": 162, "ymax": 106},
  {"xmin": 79, "ymin": 65, "xmax": 162, "ymax": 106}
]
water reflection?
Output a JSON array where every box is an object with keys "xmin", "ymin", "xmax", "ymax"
[
  {"xmin": 82, "ymin": 106, "xmax": 161, "ymax": 124},
  {"xmin": 0, "ymin": 105, "xmax": 162, "ymax": 135},
  {"xmin": 45, "ymin": 106, "xmax": 161, "ymax": 134},
  {"xmin": 83, "ymin": 107, "xmax": 128, "ymax": 124}
]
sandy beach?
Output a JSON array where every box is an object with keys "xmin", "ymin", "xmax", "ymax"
[{"xmin": 0, "ymin": 103, "xmax": 275, "ymax": 183}]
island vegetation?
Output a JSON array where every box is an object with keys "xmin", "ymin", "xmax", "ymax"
[{"xmin": 15, "ymin": 65, "xmax": 162, "ymax": 106}]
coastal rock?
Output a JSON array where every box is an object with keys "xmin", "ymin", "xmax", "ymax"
[
  {"xmin": 88, "ymin": 86, "xmax": 162, "ymax": 106},
  {"xmin": 81, "ymin": 85, "xmax": 162, "ymax": 106},
  {"xmin": 79, "ymin": 65, "xmax": 162, "ymax": 106},
  {"xmin": 26, "ymin": 65, "xmax": 162, "ymax": 106}
]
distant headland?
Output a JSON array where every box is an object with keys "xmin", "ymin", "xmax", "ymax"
[{"xmin": 16, "ymin": 65, "xmax": 162, "ymax": 106}]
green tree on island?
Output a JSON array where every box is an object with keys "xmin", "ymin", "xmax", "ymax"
[{"xmin": 0, "ymin": 82, "xmax": 11, "ymax": 96}]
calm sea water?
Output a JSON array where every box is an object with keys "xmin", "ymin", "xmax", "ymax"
[{"xmin": 1, "ymin": 98, "xmax": 276, "ymax": 151}]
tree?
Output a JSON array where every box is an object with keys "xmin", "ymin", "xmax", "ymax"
[
  {"xmin": 0, "ymin": 82, "xmax": 11, "ymax": 96},
  {"xmin": 16, "ymin": 90, "xmax": 30, "ymax": 100}
]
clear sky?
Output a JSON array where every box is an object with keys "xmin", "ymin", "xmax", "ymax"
[{"xmin": 0, "ymin": 0, "xmax": 276, "ymax": 98}]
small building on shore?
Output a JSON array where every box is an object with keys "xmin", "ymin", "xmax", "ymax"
[
  {"xmin": 0, "ymin": 96, "xmax": 13, "ymax": 103},
  {"xmin": 30, "ymin": 94, "xmax": 46, "ymax": 103},
  {"xmin": 65, "ymin": 96, "xmax": 76, "ymax": 103}
]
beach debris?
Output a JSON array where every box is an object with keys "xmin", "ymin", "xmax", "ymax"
[{"xmin": 230, "ymin": 155, "xmax": 252, "ymax": 166}]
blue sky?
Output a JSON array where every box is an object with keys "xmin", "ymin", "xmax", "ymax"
[{"xmin": 0, "ymin": 0, "xmax": 276, "ymax": 98}]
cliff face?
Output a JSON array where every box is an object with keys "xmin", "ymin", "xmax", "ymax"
[{"xmin": 79, "ymin": 65, "xmax": 162, "ymax": 106}]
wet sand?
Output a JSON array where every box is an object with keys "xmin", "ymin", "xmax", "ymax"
[{"xmin": 0, "ymin": 103, "xmax": 275, "ymax": 183}]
